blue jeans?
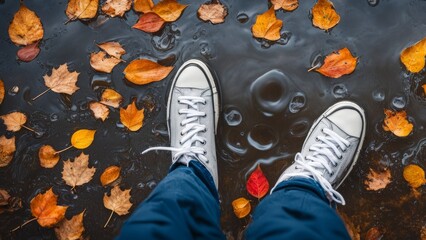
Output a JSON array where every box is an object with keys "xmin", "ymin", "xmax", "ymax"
[{"xmin": 117, "ymin": 161, "xmax": 350, "ymax": 240}]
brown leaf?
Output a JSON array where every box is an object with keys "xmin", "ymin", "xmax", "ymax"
[
  {"xmin": 365, "ymin": 227, "xmax": 383, "ymax": 240},
  {"xmin": 62, "ymin": 153, "xmax": 96, "ymax": 189},
  {"xmin": 100, "ymin": 89, "xmax": 123, "ymax": 108},
  {"xmin": 364, "ymin": 168, "xmax": 391, "ymax": 191},
  {"xmin": 382, "ymin": 109, "xmax": 413, "ymax": 137},
  {"xmin": 102, "ymin": 0, "xmax": 131, "ymax": 17},
  {"xmin": 422, "ymin": 84, "xmax": 426, "ymax": 95},
  {"xmin": 400, "ymin": 37, "xmax": 426, "ymax": 73},
  {"xmin": 232, "ymin": 197, "xmax": 251, "ymax": 218},
  {"xmin": 39, "ymin": 145, "xmax": 60, "ymax": 168},
  {"xmin": 120, "ymin": 100, "xmax": 145, "ymax": 131},
  {"xmin": 0, "ymin": 80, "xmax": 4, "ymax": 105},
  {"xmin": 152, "ymin": 0, "xmax": 188, "ymax": 22},
  {"xmin": 100, "ymin": 166, "xmax": 121, "ymax": 186},
  {"xmin": 103, "ymin": 185, "xmax": 132, "ymax": 215},
  {"xmin": 311, "ymin": 0, "xmax": 340, "ymax": 31},
  {"xmin": 251, "ymin": 7, "xmax": 283, "ymax": 41},
  {"xmin": 403, "ymin": 164, "xmax": 426, "ymax": 188},
  {"xmin": 44, "ymin": 64, "xmax": 80, "ymax": 95},
  {"xmin": 315, "ymin": 47, "xmax": 357, "ymax": 78},
  {"xmin": 0, "ymin": 189, "xmax": 10, "ymax": 206},
  {"xmin": 90, "ymin": 51, "xmax": 121, "ymax": 73},
  {"xmin": 198, "ymin": 3, "xmax": 228, "ymax": 24},
  {"xmin": 97, "ymin": 41, "xmax": 126, "ymax": 59},
  {"xmin": 30, "ymin": 188, "xmax": 68, "ymax": 227},
  {"xmin": 55, "ymin": 211, "xmax": 85, "ymax": 240},
  {"xmin": 421, "ymin": 226, "xmax": 426, "ymax": 240},
  {"xmin": 271, "ymin": 0, "xmax": 299, "ymax": 11},
  {"xmin": 0, "ymin": 189, "xmax": 22, "ymax": 215},
  {"xmin": 17, "ymin": 42, "xmax": 40, "ymax": 62},
  {"xmin": 66, "ymin": 0, "xmax": 99, "ymax": 20},
  {"xmin": 89, "ymin": 102, "xmax": 110, "ymax": 121},
  {"xmin": 8, "ymin": 5, "xmax": 44, "ymax": 46},
  {"xmin": 134, "ymin": 0, "xmax": 154, "ymax": 13},
  {"xmin": 0, "ymin": 112, "xmax": 27, "ymax": 132},
  {"xmin": 123, "ymin": 59, "xmax": 173, "ymax": 85},
  {"xmin": 0, "ymin": 136, "xmax": 15, "ymax": 168},
  {"xmin": 133, "ymin": 12, "xmax": 166, "ymax": 33}
]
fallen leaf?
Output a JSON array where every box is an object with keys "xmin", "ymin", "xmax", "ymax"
[
  {"xmin": 0, "ymin": 80, "xmax": 4, "ymax": 104},
  {"xmin": 71, "ymin": 129, "xmax": 96, "ymax": 149},
  {"xmin": 123, "ymin": 59, "xmax": 173, "ymax": 85},
  {"xmin": 55, "ymin": 211, "xmax": 85, "ymax": 240},
  {"xmin": 0, "ymin": 136, "xmax": 15, "ymax": 167},
  {"xmin": 403, "ymin": 164, "xmax": 426, "ymax": 188},
  {"xmin": 30, "ymin": 188, "xmax": 68, "ymax": 227},
  {"xmin": 8, "ymin": 5, "xmax": 44, "ymax": 46},
  {"xmin": 271, "ymin": 0, "xmax": 299, "ymax": 11},
  {"xmin": 198, "ymin": 3, "xmax": 228, "ymax": 24},
  {"xmin": 66, "ymin": 0, "xmax": 99, "ymax": 20},
  {"xmin": 383, "ymin": 109, "xmax": 413, "ymax": 137},
  {"xmin": 400, "ymin": 37, "xmax": 426, "ymax": 73},
  {"xmin": 421, "ymin": 226, "xmax": 426, "ymax": 240},
  {"xmin": 100, "ymin": 166, "xmax": 121, "ymax": 186},
  {"xmin": 103, "ymin": 185, "xmax": 132, "ymax": 227},
  {"xmin": 43, "ymin": 64, "xmax": 80, "ymax": 95},
  {"xmin": 311, "ymin": 0, "xmax": 340, "ymax": 31},
  {"xmin": 338, "ymin": 211, "xmax": 361, "ymax": 240},
  {"xmin": 97, "ymin": 42, "xmax": 126, "ymax": 59},
  {"xmin": 120, "ymin": 100, "xmax": 144, "ymax": 131},
  {"xmin": 315, "ymin": 48, "xmax": 357, "ymax": 78},
  {"xmin": 246, "ymin": 165, "xmax": 269, "ymax": 199},
  {"xmin": 133, "ymin": 12, "xmax": 166, "ymax": 33},
  {"xmin": 17, "ymin": 42, "xmax": 40, "ymax": 62},
  {"xmin": 39, "ymin": 145, "xmax": 60, "ymax": 168},
  {"xmin": 90, "ymin": 51, "xmax": 122, "ymax": 73},
  {"xmin": 0, "ymin": 189, "xmax": 22, "ymax": 215},
  {"xmin": 89, "ymin": 102, "xmax": 110, "ymax": 121},
  {"xmin": 102, "ymin": 0, "xmax": 131, "ymax": 17},
  {"xmin": 152, "ymin": 0, "xmax": 187, "ymax": 22},
  {"xmin": 251, "ymin": 7, "xmax": 283, "ymax": 41},
  {"xmin": 365, "ymin": 227, "xmax": 383, "ymax": 240},
  {"xmin": 364, "ymin": 168, "xmax": 391, "ymax": 191},
  {"xmin": 100, "ymin": 89, "xmax": 123, "ymax": 108},
  {"xmin": 422, "ymin": 84, "xmax": 426, "ymax": 95},
  {"xmin": 231, "ymin": 197, "xmax": 251, "ymax": 218},
  {"xmin": 62, "ymin": 153, "xmax": 96, "ymax": 189},
  {"xmin": 134, "ymin": 0, "xmax": 154, "ymax": 13},
  {"xmin": 0, "ymin": 112, "xmax": 27, "ymax": 132}
]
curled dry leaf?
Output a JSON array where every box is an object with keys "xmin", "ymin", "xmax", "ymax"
[
  {"xmin": 66, "ymin": 0, "xmax": 99, "ymax": 20},
  {"xmin": 102, "ymin": 0, "xmax": 131, "ymax": 17},
  {"xmin": 0, "ymin": 112, "xmax": 27, "ymax": 132},
  {"xmin": 383, "ymin": 109, "xmax": 413, "ymax": 137},
  {"xmin": 100, "ymin": 166, "xmax": 121, "ymax": 186},
  {"xmin": 97, "ymin": 42, "xmax": 126, "ymax": 59},
  {"xmin": 251, "ymin": 7, "xmax": 283, "ymax": 41},
  {"xmin": 400, "ymin": 37, "xmax": 426, "ymax": 73},
  {"xmin": 365, "ymin": 227, "xmax": 383, "ymax": 240},
  {"xmin": 0, "ymin": 136, "xmax": 15, "ymax": 167},
  {"xmin": 120, "ymin": 100, "xmax": 145, "ymax": 131},
  {"xmin": 232, "ymin": 197, "xmax": 251, "ymax": 219},
  {"xmin": 246, "ymin": 165, "xmax": 269, "ymax": 199},
  {"xmin": 152, "ymin": 0, "xmax": 188, "ymax": 22},
  {"xmin": 90, "ymin": 51, "xmax": 122, "ymax": 73},
  {"xmin": 311, "ymin": 0, "xmax": 340, "ymax": 31},
  {"xmin": 8, "ymin": 5, "xmax": 44, "ymax": 46},
  {"xmin": 364, "ymin": 168, "xmax": 391, "ymax": 191},
  {"xmin": 134, "ymin": 0, "xmax": 154, "ymax": 13},
  {"xmin": 39, "ymin": 145, "xmax": 60, "ymax": 168},
  {"xmin": 43, "ymin": 64, "xmax": 80, "ymax": 95},
  {"xmin": 101, "ymin": 89, "xmax": 123, "ymax": 108},
  {"xmin": 133, "ymin": 12, "xmax": 166, "ymax": 33},
  {"xmin": 55, "ymin": 211, "xmax": 85, "ymax": 240},
  {"xmin": 103, "ymin": 185, "xmax": 132, "ymax": 227},
  {"xmin": 271, "ymin": 0, "xmax": 299, "ymax": 11},
  {"xmin": 89, "ymin": 102, "xmax": 110, "ymax": 121},
  {"xmin": 123, "ymin": 59, "xmax": 173, "ymax": 85},
  {"xmin": 198, "ymin": 3, "xmax": 228, "ymax": 24},
  {"xmin": 71, "ymin": 129, "xmax": 96, "ymax": 149},
  {"xmin": 62, "ymin": 153, "xmax": 96, "ymax": 189},
  {"xmin": 0, "ymin": 80, "xmax": 4, "ymax": 105},
  {"xmin": 30, "ymin": 188, "xmax": 68, "ymax": 227},
  {"xmin": 403, "ymin": 164, "xmax": 426, "ymax": 188},
  {"xmin": 0, "ymin": 189, "xmax": 22, "ymax": 214},
  {"xmin": 315, "ymin": 47, "xmax": 357, "ymax": 78},
  {"xmin": 17, "ymin": 42, "xmax": 40, "ymax": 62}
]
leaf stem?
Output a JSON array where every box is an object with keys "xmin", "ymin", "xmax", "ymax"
[
  {"xmin": 104, "ymin": 210, "xmax": 114, "ymax": 228},
  {"xmin": 11, "ymin": 217, "xmax": 37, "ymax": 232},
  {"xmin": 32, "ymin": 88, "xmax": 51, "ymax": 101},
  {"xmin": 55, "ymin": 145, "xmax": 73, "ymax": 154},
  {"xmin": 21, "ymin": 125, "xmax": 37, "ymax": 133},
  {"xmin": 307, "ymin": 62, "xmax": 321, "ymax": 72}
]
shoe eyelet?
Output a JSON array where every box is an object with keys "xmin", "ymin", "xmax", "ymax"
[
  {"xmin": 321, "ymin": 128, "xmax": 325, "ymax": 133},
  {"xmin": 180, "ymin": 131, "xmax": 184, "ymax": 136},
  {"xmin": 203, "ymin": 128, "xmax": 207, "ymax": 133},
  {"xmin": 179, "ymin": 140, "xmax": 183, "ymax": 145},
  {"xmin": 203, "ymin": 150, "xmax": 207, "ymax": 155},
  {"xmin": 178, "ymin": 100, "xmax": 181, "ymax": 104},
  {"xmin": 205, "ymin": 159, "xmax": 209, "ymax": 163},
  {"xmin": 315, "ymin": 137, "xmax": 319, "ymax": 141},
  {"xmin": 202, "ymin": 140, "xmax": 206, "ymax": 145},
  {"xmin": 203, "ymin": 113, "xmax": 207, "ymax": 117},
  {"xmin": 330, "ymin": 172, "xmax": 334, "ymax": 176},
  {"xmin": 338, "ymin": 156, "xmax": 343, "ymax": 160}
]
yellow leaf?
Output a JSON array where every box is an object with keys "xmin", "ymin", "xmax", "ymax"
[
  {"xmin": 71, "ymin": 129, "xmax": 96, "ymax": 149},
  {"xmin": 97, "ymin": 42, "xmax": 126, "ymax": 59},
  {"xmin": 66, "ymin": 0, "xmax": 99, "ymax": 20},
  {"xmin": 8, "ymin": 5, "xmax": 44, "ymax": 46},
  {"xmin": 89, "ymin": 102, "xmax": 110, "ymax": 121},
  {"xmin": 134, "ymin": 0, "xmax": 154, "ymax": 13},
  {"xmin": 197, "ymin": 3, "xmax": 228, "ymax": 24},
  {"xmin": 271, "ymin": 0, "xmax": 299, "ymax": 11},
  {"xmin": 251, "ymin": 7, "xmax": 283, "ymax": 41},
  {"xmin": 100, "ymin": 89, "xmax": 123, "ymax": 108},
  {"xmin": 232, "ymin": 197, "xmax": 251, "ymax": 218},
  {"xmin": 101, "ymin": 0, "xmax": 131, "ymax": 17},
  {"xmin": 0, "ymin": 80, "xmax": 4, "ymax": 105},
  {"xmin": 62, "ymin": 153, "xmax": 96, "ymax": 188},
  {"xmin": 403, "ymin": 164, "xmax": 426, "ymax": 188},
  {"xmin": 315, "ymin": 48, "xmax": 357, "ymax": 78},
  {"xmin": 400, "ymin": 37, "xmax": 426, "ymax": 73},
  {"xmin": 123, "ymin": 59, "xmax": 173, "ymax": 85},
  {"xmin": 0, "ymin": 136, "xmax": 15, "ymax": 167},
  {"xmin": 39, "ymin": 145, "xmax": 60, "ymax": 168},
  {"xmin": 90, "ymin": 51, "xmax": 121, "ymax": 73},
  {"xmin": 55, "ymin": 211, "xmax": 85, "ymax": 240},
  {"xmin": 100, "ymin": 166, "xmax": 121, "ymax": 186},
  {"xmin": 152, "ymin": 0, "xmax": 188, "ymax": 22},
  {"xmin": 382, "ymin": 109, "xmax": 413, "ymax": 137},
  {"xmin": 311, "ymin": 0, "xmax": 340, "ymax": 31},
  {"xmin": 30, "ymin": 188, "xmax": 68, "ymax": 227},
  {"xmin": 0, "ymin": 112, "xmax": 27, "ymax": 132},
  {"xmin": 120, "ymin": 100, "xmax": 145, "ymax": 131}
]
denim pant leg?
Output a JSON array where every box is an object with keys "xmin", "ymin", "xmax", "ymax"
[
  {"xmin": 245, "ymin": 177, "xmax": 350, "ymax": 240},
  {"xmin": 117, "ymin": 161, "xmax": 225, "ymax": 240}
]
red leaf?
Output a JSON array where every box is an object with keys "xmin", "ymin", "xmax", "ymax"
[
  {"xmin": 17, "ymin": 42, "xmax": 40, "ymax": 62},
  {"xmin": 132, "ymin": 12, "xmax": 166, "ymax": 33},
  {"xmin": 246, "ymin": 165, "xmax": 269, "ymax": 199}
]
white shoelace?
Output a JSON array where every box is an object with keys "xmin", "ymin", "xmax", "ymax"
[
  {"xmin": 142, "ymin": 96, "xmax": 208, "ymax": 165},
  {"xmin": 285, "ymin": 128, "xmax": 350, "ymax": 205}
]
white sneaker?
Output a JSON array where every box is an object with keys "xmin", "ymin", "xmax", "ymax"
[
  {"xmin": 272, "ymin": 101, "xmax": 366, "ymax": 205},
  {"xmin": 143, "ymin": 59, "xmax": 220, "ymax": 189}
]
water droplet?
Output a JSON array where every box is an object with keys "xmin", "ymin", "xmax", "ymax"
[
  {"xmin": 224, "ymin": 108, "xmax": 242, "ymax": 126},
  {"xmin": 8, "ymin": 86, "xmax": 19, "ymax": 95},
  {"xmin": 260, "ymin": 40, "xmax": 271, "ymax": 49},
  {"xmin": 70, "ymin": 105, "xmax": 78, "ymax": 111},
  {"xmin": 277, "ymin": 31, "xmax": 292, "ymax": 45},
  {"xmin": 147, "ymin": 180, "xmax": 157, "ymax": 189},
  {"xmin": 288, "ymin": 92, "xmax": 306, "ymax": 113},
  {"xmin": 372, "ymin": 89, "xmax": 385, "ymax": 102},
  {"xmin": 199, "ymin": 42, "xmax": 212, "ymax": 58},
  {"xmin": 289, "ymin": 118, "xmax": 310, "ymax": 137},
  {"xmin": 247, "ymin": 124, "xmax": 278, "ymax": 151},
  {"xmin": 116, "ymin": 121, "xmax": 124, "ymax": 128},
  {"xmin": 237, "ymin": 13, "xmax": 249, "ymax": 23},
  {"xmin": 152, "ymin": 25, "xmax": 179, "ymax": 51},
  {"xmin": 224, "ymin": 128, "xmax": 248, "ymax": 155},
  {"xmin": 392, "ymin": 96, "xmax": 406, "ymax": 109},
  {"xmin": 91, "ymin": 74, "xmax": 111, "ymax": 91},
  {"xmin": 311, "ymin": 53, "xmax": 323, "ymax": 69},
  {"xmin": 50, "ymin": 113, "xmax": 59, "ymax": 122},
  {"xmin": 367, "ymin": 0, "xmax": 379, "ymax": 7},
  {"xmin": 332, "ymin": 84, "xmax": 348, "ymax": 99}
]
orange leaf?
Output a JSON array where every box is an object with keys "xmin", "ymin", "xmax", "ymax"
[
  {"xmin": 123, "ymin": 59, "xmax": 173, "ymax": 85},
  {"xmin": 311, "ymin": 0, "xmax": 340, "ymax": 31},
  {"xmin": 120, "ymin": 100, "xmax": 145, "ymax": 131},
  {"xmin": 39, "ymin": 145, "xmax": 60, "ymax": 168},
  {"xmin": 17, "ymin": 42, "xmax": 40, "ymax": 62},
  {"xmin": 0, "ymin": 112, "xmax": 27, "ymax": 132},
  {"xmin": 97, "ymin": 42, "xmax": 126, "ymax": 59},
  {"xmin": 100, "ymin": 166, "xmax": 121, "ymax": 186},
  {"xmin": 133, "ymin": 12, "xmax": 166, "ymax": 33},
  {"xmin": 400, "ymin": 37, "xmax": 426, "ymax": 73},
  {"xmin": 364, "ymin": 168, "xmax": 391, "ymax": 191},
  {"xmin": 8, "ymin": 5, "xmax": 44, "ymax": 46},
  {"xmin": 134, "ymin": 0, "xmax": 154, "ymax": 13},
  {"xmin": 66, "ymin": 0, "xmax": 99, "ymax": 20},
  {"xmin": 101, "ymin": 0, "xmax": 131, "ymax": 17},
  {"xmin": 90, "ymin": 51, "xmax": 122, "ymax": 73},
  {"xmin": 422, "ymin": 84, "xmax": 426, "ymax": 95},
  {"xmin": 54, "ymin": 211, "xmax": 85, "ymax": 240},
  {"xmin": 315, "ymin": 47, "xmax": 357, "ymax": 78},
  {"xmin": 89, "ymin": 102, "xmax": 110, "ymax": 121},
  {"xmin": 231, "ymin": 197, "xmax": 251, "ymax": 218},
  {"xmin": 246, "ymin": 165, "xmax": 269, "ymax": 199},
  {"xmin": 30, "ymin": 188, "xmax": 68, "ymax": 227},
  {"xmin": 100, "ymin": 88, "xmax": 123, "ymax": 108},
  {"xmin": 251, "ymin": 7, "xmax": 283, "ymax": 41},
  {"xmin": 152, "ymin": 0, "xmax": 187, "ymax": 22},
  {"xmin": 197, "ymin": 3, "xmax": 228, "ymax": 24},
  {"xmin": 0, "ymin": 80, "xmax": 4, "ymax": 105},
  {"xmin": 271, "ymin": 0, "xmax": 299, "ymax": 11},
  {"xmin": 403, "ymin": 164, "xmax": 426, "ymax": 188},
  {"xmin": 0, "ymin": 136, "xmax": 15, "ymax": 167},
  {"xmin": 382, "ymin": 109, "xmax": 413, "ymax": 137}
]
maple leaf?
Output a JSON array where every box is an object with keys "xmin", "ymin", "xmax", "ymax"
[
  {"xmin": 100, "ymin": 166, "xmax": 121, "ymax": 186},
  {"xmin": 311, "ymin": 0, "xmax": 340, "ymax": 31},
  {"xmin": 251, "ymin": 7, "xmax": 283, "ymax": 41},
  {"xmin": 400, "ymin": 37, "xmax": 426, "ymax": 73},
  {"xmin": 71, "ymin": 129, "xmax": 96, "ymax": 149},
  {"xmin": 271, "ymin": 0, "xmax": 299, "ymax": 11},
  {"xmin": 30, "ymin": 188, "xmax": 68, "ymax": 227},
  {"xmin": 198, "ymin": 3, "xmax": 228, "ymax": 24},
  {"xmin": 0, "ymin": 80, "xmax": 4, "ymax": 105},
  {"xmin": 133, "ymin": 12, "xmax": 166, "ymax": 33},
  {"xmin": 364, "ymin": 168, "xmax": 391, "ymax": 191},
  {"xmin": 123, "ymin": 59, "xmax": 174, "ymax": 85},
  {"xmin": 246, "ymin": 165, "xmax": 270, "ymax": 199},
  {"xmin": 152, "ymin": 0, "xmax": 188, "ymax": 22},
  {"xmin": 17, "ymin": 42, "xmax": 40, "ymax": 62},
  {"xmin": 314, "ymin": 47, "xmax": 357, "ymax": 78},
  {"xmin": 66, "ymin": 0, "xmax": 99, "ymax": 21},
  {"xmin": 103, "ymin": 185, "xmax": 132, "ymax": 227},
  {"xmin": 55, "ymin": 211, "xmax": 85, "ymax": 240},
  {"xmin": 383, "ymin": 109, "xmax": 413, "ymax": 137},
  {"xmin": 403, "ymin": 164, "xmax": 426, "ymax": 188},
  {"xmin": 89, "ymin": 102, "xmax": 110, "ymax": 121},
  {"xmin": 0, "ymin": 112, "xmax": 27, "ymax": 132},
  {"xmin": 62, "ymin": 153, "xmax": 96, "ymax": 189},
  {"xmin": 0, "ymin": 136, "xmax": 15, "ymax": 167},
  {"xmin": 8, "ymin": 5, "xmax": 44, "ymax": 46},
  {"xmin": 97, "ymin": 42, "xmax": 126, "ymax": 59},
  {"xmin": 39, "ymin": 145, "xmax": 60, "ymax": 168},
  {"xmin": 0, "ymin": 188, "xmax": 22, "ymax": 214},
  {"xmin": 100, "ymin": 89, "xmax": 123, "ymax": 108},
  {"xmin": 102, "ymin": 0, "xmax": 131, "ymax": 17},
  {"xmin": 134, "ymin": 0, "xmax": 154, "ymax": 13},
  {"xmin": 120, "ymin": 100, "xmax": 145, "ymax": 131},
  {"xmin": 231, "ymin": 197, "xmax": 251, "ymax": 219},
  {"xmin": 90, "ymin": 51, "xmax": 122, "ymax": 73}
]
